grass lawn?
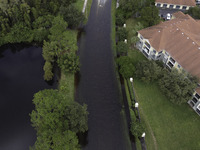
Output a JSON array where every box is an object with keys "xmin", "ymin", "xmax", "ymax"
[
  {"xmin": 126, "ymin": 17, "xmax": 200, "ymax": 150},
  {"xmin": 133, "ymin": 79, "xmax": 200, "ymax": 150}
]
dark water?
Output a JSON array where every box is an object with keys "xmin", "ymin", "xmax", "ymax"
[
  {"xmin": 0, "ymin": 45, "xmax": 57, "ymax": 150},
  {"xmin": 76, "ymin": 0, "xmax": 131, "ymax": 149}
]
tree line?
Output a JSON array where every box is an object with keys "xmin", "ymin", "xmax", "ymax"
[
  {"xmin": 0, "ymin": 0, "xmax": 88, "ymax": 149},
  {"xmin": 117, "ymin": 57, "xmax": 198, "ymax": 105},
  {"xmin": 0, "ymin": 0, "xmax": 84, "ymax": 80}
]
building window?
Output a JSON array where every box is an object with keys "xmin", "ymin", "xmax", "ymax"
[
  {"xmin": 169, "ymin": 57, "xmax": 175, "ymax": 64},
  {"xmin": 192, "ymin": 97, "xmax": 198, "ymax": 103},
  {"xmin": 178, "ymin": 64, "xmax": 181, "ymax": 68},
  {"xmin": 169, "ymin": 5, "xmax": 174, "ymax": 8},
  {"xmin": 153, "ymin": 50, "xmax": 156, "ymax": 53},
  {"xmin": 182, "ymin": 6, "xmax": 187, "ymax": 10},
  {"xmin": 176, "ymin": 5, "xmax": 180, "ymax": 9},
  {"xmin": 163, "ymin": 4, "xmax": 167, "ymax": 8},
  {"xmin": 195, "ymin": 93, "xmax": 200, "ymax": 99},
  {"xmin": 167, "ymin": 61, "xmax": 174, "ymax": 68},
  {"xmin": 145, "ymin": 41, "xmax": 151, "ymax": 49},
  {"xmin": 157, "ymin": 3, "xmax": 161, "ymax": 7}
]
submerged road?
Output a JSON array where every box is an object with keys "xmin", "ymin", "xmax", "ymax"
[{"xmin": 76, "ymin": 0, "xmax": 132, "ymax": 149}]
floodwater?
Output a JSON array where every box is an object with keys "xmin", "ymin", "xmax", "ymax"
[
  {"xmin": 76, "ymin": 0, "xmax": 132, "ymax": 149},
  {"xmin": 0, "ymin": 45, "xmax": 57, "ymax": 150}
]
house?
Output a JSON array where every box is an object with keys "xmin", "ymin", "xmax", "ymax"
[
  {"xmin": 155, "ymin": 0, "xmax": 196, "ymax": 10},
  {"xmin": 136, "ymin": 11, "xmax": 200, "ymax": 115}
]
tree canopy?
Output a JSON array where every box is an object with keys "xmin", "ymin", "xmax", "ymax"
[
  {"xmin": 159, "ymin": 70, "xmax": 197, "ymax": 105},
  {"xmin": 117, "ymin": 56, "xmax": 135, "ymax": 78},
  {"xmin": 30, "ymin": 89, "xmax": 88, "ymax": 150}
]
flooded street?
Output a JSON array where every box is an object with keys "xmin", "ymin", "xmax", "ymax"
[{"xmin": 76, "ymin": 0, "xmax": 131, "ymax": 149}]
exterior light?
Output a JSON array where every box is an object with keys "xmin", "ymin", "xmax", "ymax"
[
  {"xmin": 130, "ymin": 78, "xmax": 133, "ymax": 82},
  {"xmin": 123, "ymin": 24, "xmax": 126, "ymax": 28},
  {"xmin": 124, "ymin": 39, "xmax": 127, "ymax": 43},
  {"xmin": 135, "ymin": 102, "xmax": 139, "ymax": 108},
  {"xmin": 141, "ymin": 132, "xmax": 146, "ymax": 137}
]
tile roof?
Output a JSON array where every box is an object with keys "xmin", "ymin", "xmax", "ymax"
[
  {"xmin": 138, "ymin": 11, "xmax": 200, "ymax": 79},
  {"xmin": 155, "ymin": 0, "xmax": 196, "ymax": 6}
]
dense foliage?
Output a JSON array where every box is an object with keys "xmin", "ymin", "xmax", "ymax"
[
  {"xmin": 130, "ymin": 120, "xmax": 145, "ymax": 138},
  {"xmin": 0, "ymin": 0, "xmax": 84, "ymax": 80},
  {"xmin": 116, "ymin": 41, "xmax": 128, "ymax": 55},
  {"xmin": 117, "ymin": 27, "xmax": 128, "ymax": 41},
  {"xmin": 140, "ymin": 6, "xmax": 160, "ymax": 27},
  {"xmin": 135, "ymin": 60, "xmax": 161, "ymax": 83},
  {"xmin": 134, "ymin": 59, "xmax": 197, "ymax": 105},
  {"xmin": 116, "ymin": 0, "xmax": 159, "ymax": 28},
  {"xmin": 117, "ymin": 56, "xmax": 135, "ymax": 78},
  {"xmin": 159, "ymin": 70, "xmax": 197, "ymax": 105},
  {"xmin": 187, "ymin": 6, "xmax": 200, "ymax": 19},
  {"xmin": 30, "ymin": 89, "xmax": 88, "ymax": 150}
]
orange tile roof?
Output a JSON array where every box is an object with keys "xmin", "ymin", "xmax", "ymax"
[
  {"xmin": 138, "ymin": 11, "xmax": 200, "ymax": 79},
  {"xmin": 155, "ymin": 0, "xmax": 196, "ymax": 6},
  {"xmin": 196, "ymin": 87, "xmax": 200, "ymax": 95}
]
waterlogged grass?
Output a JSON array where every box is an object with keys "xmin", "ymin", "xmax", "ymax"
[
  {"xmin": 111, "ymin": 0, "xmax": 117, "ymax": 57},
  {"xmin": 59, "ymin": 72, "xmax": 74, "ymax": 100},
  {"xmin": 74, "ymin": 0, "xmax": 93, "ymax": 23}
]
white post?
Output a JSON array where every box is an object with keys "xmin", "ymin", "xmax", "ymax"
[
  {"xmin": 123, "ymin": 24, "xmax": 126, "ymax": 28},
  {"xmin": 141, "ymin": 132, "xmax": 146, "ymax": 138},
  {"xmin": 130, "ymin": 78, "xmax": 133, "ymax": 82},
  {"xmin": 124, "ymin": 39, "xmax": 127, "ymax": 43},
  {"xmin": 135, "ymin": 102, "xmax": 139, "ymax": 108}
]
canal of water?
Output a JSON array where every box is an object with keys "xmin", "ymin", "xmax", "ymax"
[
  {"xmin": 76, "ymin": 0, "xmax": 132, "ymax": 149},
  {"xmin": 0, "ymin": 45, "xmax": 57, "ymax": 150}
]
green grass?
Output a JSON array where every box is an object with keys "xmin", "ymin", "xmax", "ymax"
[
  {"xmin": 133, "ymin": 79, "xmax": 200, "ymax": 150},
  {"xmin": 58, "ymin": 72, "xmax": 74, "ymax": 100},
  {"xmin": 111, "ymin": 0, "xmax": 117, "ymax": 57}
]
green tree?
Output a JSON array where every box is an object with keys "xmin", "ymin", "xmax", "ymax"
[
  {"xmin": 59, "ymin": 5, "xmax": 85, "ymax": 28},
  {"xmin": 30, "ymin": 89, "xmax": 88, "ymax": 150},
  {"xmin": 159, "ymin": 70, "xmax": 197, "ymax": 105},
  {"xmin": 57, "ymin": 53, "xmax": 80, "ymax": 74},
  {"xmin": 130, "ymin": 120, "xmax": 145, "ymax": 138},
  {"xmin": 117, "ymin": 56, "xmax": 135, "ymax": 78},
  {"xmin": 187, "ymin": 6, "xmax": 200, "ymax": 19},
  {"xmin": 115, "ymin": 9, "xmax": 125, "ymax": 26},
  {"xmin": 43, "ymin": 61, "xmax": 54, "ymax": 81},
  {"xmin": 140, "ymin": 6, "xmax": 160, "ymax": 27},
  {"xmin": 117, "ymin": 27, "xmax": 127, "ymax": 42},
  {"xmin": 5, "ymin": 22, "xmax": 33, "ymax": 43},
  {"xmin": 135, "ymin": 60, "xmax": 162, "ymax": 83},
  {"xmin": 130, "ymin": 22, "xmax": 144, "ymax": 45},
  {"xmin": 116, "ymin": 41, "xmax": 128, "ymax": 55}
]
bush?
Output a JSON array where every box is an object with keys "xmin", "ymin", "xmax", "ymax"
[
  {"xmin": 57, "ymin": 53, "xmax": 80, "ymax": 74},
  {"xmin": 135, "ymin": 60, "xmax": 162, "ymax": 83},
  {"xmin": 116, "ymin": 41, "xmax": 128, "ymax": 55},
  {"xmin": 117, "ymin": 27, "xmax": 127, "ymax": 41},
  {"xmin": 130, "ymin": 120, "xmax": 145, "ymax": 138},
  {"xmin": 117, "ymin": 56, "xmax": 135, "ymax": 78},
  {"xmin": 116, "ymin": 9, "xmax": 125, "ymax": 26}
]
